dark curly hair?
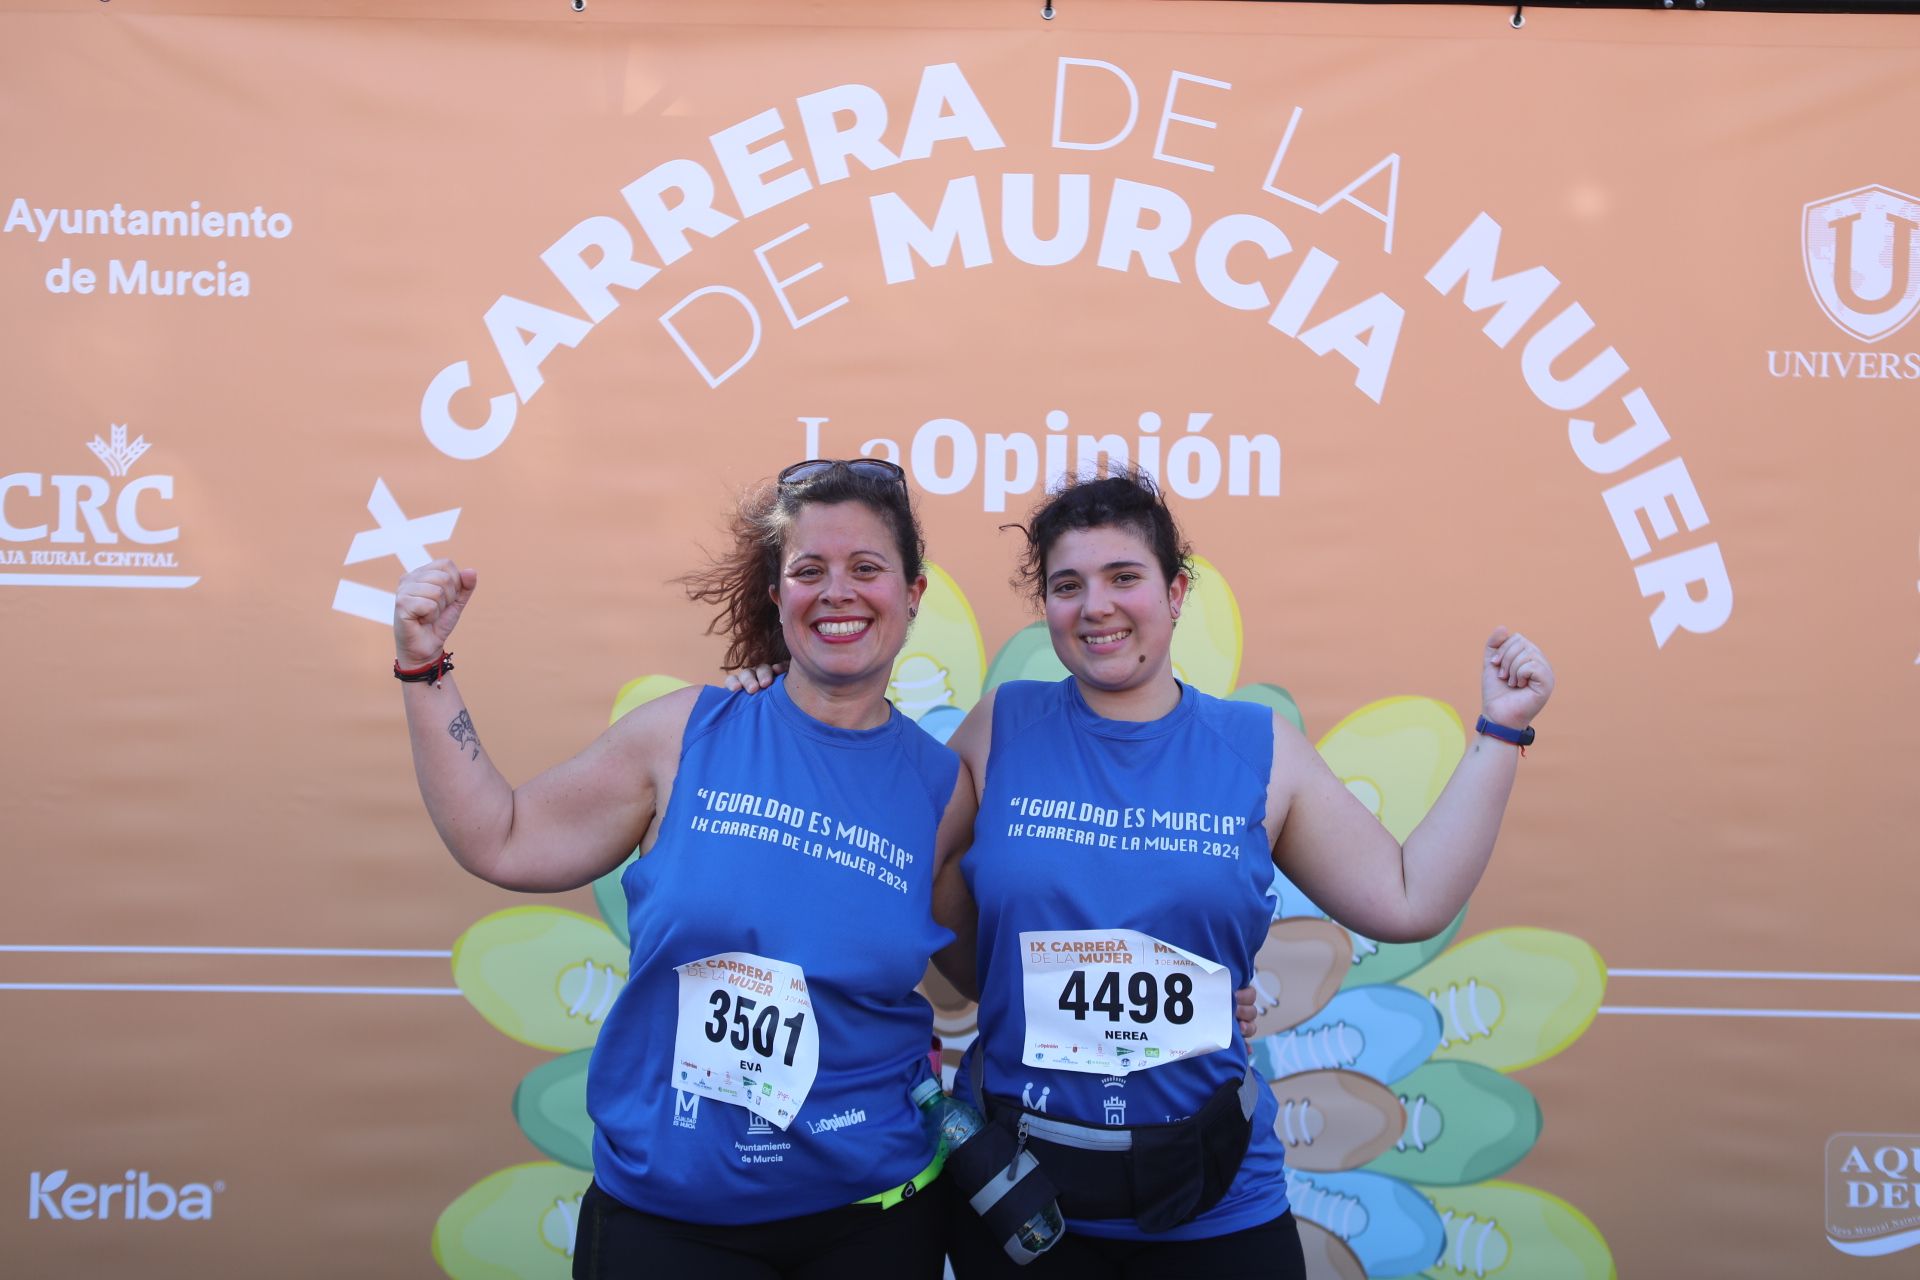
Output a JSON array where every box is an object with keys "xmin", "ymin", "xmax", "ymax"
[
  {"xmin": 680, "ymin": 463, "xmax": 926, "ymax": 670},
  {"xmin": 1007, "ymin": 465, "xmax": 1193, "ymax": 606}
]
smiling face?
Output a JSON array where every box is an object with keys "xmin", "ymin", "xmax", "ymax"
[
  {"xmin": 771, "ymin": 500, "xmax": 925, "ymax": 697},
  {"xmin": 1041, "ymin": 522, "xmax": 1189, "ymax": 713}
]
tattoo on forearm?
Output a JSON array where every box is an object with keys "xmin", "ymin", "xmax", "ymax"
[{"xmin": 448, "ymin": 710, "xmax": 481, "ymax": 761}]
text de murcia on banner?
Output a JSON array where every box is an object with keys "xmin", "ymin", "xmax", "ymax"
[
  {"xmin": 410, "ymin": 59, "xmax": 1408, "ymax": 465},
  {"xmin": 6, "ymin": 199, "xmax": 292, "ymax": 299}
]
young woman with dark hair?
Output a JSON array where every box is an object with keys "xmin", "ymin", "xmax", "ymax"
[
  {"xmin": 394, "ymin": 459, "xmax": 968, "ymax": 1280},
  {"xmin": 932, "ymin": 466, "xmax": 1555, "ymax": 1279}
]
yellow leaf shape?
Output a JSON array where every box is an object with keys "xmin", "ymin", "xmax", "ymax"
[
  {"xmin": 1170, "ymin": 554, "xmax": 1242, "ymax": 696},
  {"xmin": 1404, "ymin": 928, "xmax": 1608, "ymax": 1073},
  {"xmin": 890, "ymin": 563, "xmax": 985, "ymax": 718},
  {"xmin": 453, "ymin": 907, "xmax": 628, "ymax": 1052},
  {"xmin": 609, "ymin": 674, "xmax": 691, "ymax": 725},
  {"xmin": 433, "ymin": 1162, "xmax": 591, "ymax": 1280},
  {"xmin": 1418, "ymin": 1179, "xmax": 1617, "ymax": 1279},
  {"xmin": 1315, "ymin": 697, "xmax": 1465, "ymax": 842}
]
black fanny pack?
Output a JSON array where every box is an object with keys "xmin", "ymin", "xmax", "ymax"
[{"xmin": 972, "ymin": 1041, "xmax": 1261, "ymax": 1235}]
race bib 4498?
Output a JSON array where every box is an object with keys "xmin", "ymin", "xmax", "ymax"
[{"xmin": 1018, "ymin": 929, "xmax": 1231, "ymax": 1076}]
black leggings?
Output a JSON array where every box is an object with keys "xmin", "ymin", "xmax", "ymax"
[
  {"xmin": 947, "ymin": 1183, "xmax": 1307, "ymax": 1280},
  {"xmin": 571, "ymin": 1179, "xmax": 946, "ymax": 1280}
]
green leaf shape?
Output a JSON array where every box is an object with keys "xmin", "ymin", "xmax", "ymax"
[
  {"xmin": 591, "ymin": 856, "xmax": 635, "ymax": 946},
  {"xmin": 983, "ymin": 620, "xmax": 1069, "ymax": 691},
  {"xmin": 1230, "ymin": 682, "xmax": 1304, "ymax": 733},
  {"xmin": 1367, "ymin": 1061, "xmax": 1540, "ymax": 1186},
  {"xmin": 512, "ymin": 1049, "xmax": 595, "ymax": 1172}
]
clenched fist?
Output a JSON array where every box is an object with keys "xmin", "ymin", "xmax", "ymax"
[
  {"xmin": 1480, "ymin": 627, "xmax": 1553, "ymax": 731},
  {"xmin": 395, "ymin": 559, "xmax": 477, "ymax": 667}
]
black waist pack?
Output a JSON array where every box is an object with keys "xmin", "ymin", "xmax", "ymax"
[{"xmin": 976, "ymin": 1049, "xmax": 1260, "ymax": 1235}]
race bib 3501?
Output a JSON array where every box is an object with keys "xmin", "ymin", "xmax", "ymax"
[{"xmin": 672, "ymin": 951, "xmax": 819, "ymax": 1130}]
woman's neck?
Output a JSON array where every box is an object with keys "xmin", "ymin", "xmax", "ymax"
[
  {"xmin": 782, "ymin": 668, "xmax": 893, "ymax": 730},
  {"xmin": 1075, "ymin": 670, "xmax": 1182, "ymax": 722}
]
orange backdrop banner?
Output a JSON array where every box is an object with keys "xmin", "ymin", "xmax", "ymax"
[{"xmin": 4, "ymin": 2, "xmax": 1919, "ymax": 1276}]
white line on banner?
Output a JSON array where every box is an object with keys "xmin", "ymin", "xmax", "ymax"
[
  {"xmin": 0, "ymin": 945, "xmax": 452, "ymax": 957},
  {"xmin": 1599, "ymin": 1006, "xmax": 1920, "ymax": 1020},
  {"xmin": 0, "ymin": 575, "xmax": 199, "ymax": 588},
  {"xmin": 11, "ymin": 953, "xmax": 1914, "ymax": 978},
  {"xmin": 1610, "ymin": 968, "xmax": 1920, "ymax": 982},
  {"xmin": 0, "ymin": 983, "xmax": 462, "ymax": 995}
]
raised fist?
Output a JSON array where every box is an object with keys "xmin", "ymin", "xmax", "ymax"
[
  {"xmin": 1481, "ymin": 627, "xmax": 1553, "ymax": 731},
  {"xmin": 394, "ymin": 559, "xmax": 477, "ymax": 666}
]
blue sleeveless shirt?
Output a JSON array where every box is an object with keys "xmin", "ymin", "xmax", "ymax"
[
  {"xmin": 587, "ymin": 678, "xmax": 958, "ymax": 1223},
  {"xmin": 957, "ymin": 678, "xmax": 1290, "ymax": 1241}
]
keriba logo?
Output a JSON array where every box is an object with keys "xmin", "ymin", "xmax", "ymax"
[{"xmin": 27, "ymin": 1169, "xmax": 223, "ymax": 1222}]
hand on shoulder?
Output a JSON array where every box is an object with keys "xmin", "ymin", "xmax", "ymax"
[{"xmin": 723, "ymin": 662, "xmax": 786, "ymax": 694}]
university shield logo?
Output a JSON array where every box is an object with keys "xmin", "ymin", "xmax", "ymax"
[{"xmin": 1802, "ymin": 185, "xmax": 1920, "ymax": 343}]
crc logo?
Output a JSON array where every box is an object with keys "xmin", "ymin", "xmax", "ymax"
[
  {"xmin": 1802, "ymin": 185, "xmax": 1920, "ymax": 343},
  {"xmin": 1826, "ymin": 1133, "xmax": 1920, "ymax": 1257},
  {"xmin": 27, "ymin": 1169, "xmax": 223, "ymax": 1222},
  {"xmin": 1, "ymin": 425, "xmax": 194, "ymax": 587}
]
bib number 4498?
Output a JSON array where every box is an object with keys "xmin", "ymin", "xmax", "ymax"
[
  {"xmin": 703, "ymin": 988, "xmax": 808, "ymax": 1066},
  {"xmin": 1056, "ymin": 968, "xmax": 1194, "ymax": 1025}
]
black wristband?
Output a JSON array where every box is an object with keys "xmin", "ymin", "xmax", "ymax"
[{"xmin": 1475, "ymin": 714, "xmax": 1534, "ymax": 748}]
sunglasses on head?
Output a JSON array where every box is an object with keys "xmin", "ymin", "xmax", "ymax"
[{"xmin": 777, "ymin": 458, "xmax": 908, "ymax": 490}]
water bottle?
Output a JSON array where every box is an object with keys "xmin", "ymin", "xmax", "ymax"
[{"xmin": 912, "ymin": 1078, "xmax": 1065, "ymax": 1260}]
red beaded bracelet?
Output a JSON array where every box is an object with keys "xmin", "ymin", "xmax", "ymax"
[{"xmin": 393, "ymin": 651, "xmax": 455, "ymax": 687}]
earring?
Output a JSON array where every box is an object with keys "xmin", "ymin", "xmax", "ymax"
[{"xmin": 909, "ymin": 606, "xmax": 918, "ymax": 618}]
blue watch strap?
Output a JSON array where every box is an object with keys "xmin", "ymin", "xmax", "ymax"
[{"xmin": 1475, "ymin": 715, "xmax": 1535, "ymax": 747}]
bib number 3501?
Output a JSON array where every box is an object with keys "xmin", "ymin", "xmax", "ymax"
[
  {"xmin": 673, "ymin": 951, "xmax": 819, "ymax": 1130},
  {"xmin": 702, "ymin": 987, "xmax": 808, "ymax": 1065},
  {"xmin": 1019, "ymin": 928, "xmax": 1232, "ymax": 1076}
]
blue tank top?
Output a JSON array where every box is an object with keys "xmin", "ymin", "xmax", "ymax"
[
  {"xmin": 957, "ymin": 678, "xmax": 1290, "ymax": 1241},
  {"xmin": 587, "ymin": 678, "xmax": 958, "ymax": 1223}
]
